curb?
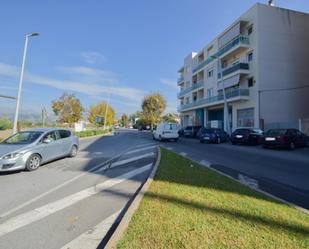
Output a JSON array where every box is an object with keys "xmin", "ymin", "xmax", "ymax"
[
  {"xmin": 104, "ymin": 146, "xmax": 161, "ymax": 249},
  {"xmin": 162, "ymin": 146, "xmax": 309, "ymax": 215}
]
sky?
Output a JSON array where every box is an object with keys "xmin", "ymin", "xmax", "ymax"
[{"xmin": 0, "ymin": 0, "xmax": 308, "ymax": 119}]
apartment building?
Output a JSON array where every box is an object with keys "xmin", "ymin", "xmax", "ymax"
[{"xmin": 177, "ymin": 3, "xmax": 309, "ymax": 132}]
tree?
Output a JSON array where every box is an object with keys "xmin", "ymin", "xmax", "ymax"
[
  {"xmin": 52, "ymin": 93, "xmax": 83, "ymax": 125},
  {"xmin": 119, "ymin": 114, "xmax": 129, "ymax": 127},
  {"xmin": 162, "ymin": 113, "xmax": 179, "ymax": 123},
  {"xmin": 0, "ymin": 118, "xmax": 12, "ymax": 130},
  {"xmin": 142, "ymin": 92, "xmax": 166, "ymax": 129},
  {"xmin": 88, "ymin": 101, "xmax": 115, "ymax": 126}
]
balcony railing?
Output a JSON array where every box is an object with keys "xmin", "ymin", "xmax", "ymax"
[
  {"xmin": 177, "ymin": 76, "xmax": 184, "ymax": 83},
  {"xmin": 222, "ymin": 62, "xmax": 249, "ymax": 77},
  {"xmin": 178, "ymin": 81, "xmax": 204, "ymax": 98},
  {"xmin": 191, "ymin": 35, "xmax": 249, "ymax": 75},
  {"xmin": 217, "ymin": 35, "xmax": 249, "ymax": 57},
  {"xmin": 178, "ymin": 88, "xmax": 249, "ymax": 111}
]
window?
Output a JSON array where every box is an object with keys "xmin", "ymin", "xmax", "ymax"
[
  {"xmin": 59, "ymin": 130, "xmax": 71, "ymax": 139},
  {"xmin": 42, "ymin": 131, "xmax": 58, "ymax": 142},
  {"xmin": 237, "ymin": 108, "xmax": 254, "ymax": 127},
  {"xmin": 248, "ymin": 77, "xmax": 254, "ymax": 87},
  {"xmin": 206, "ymin": 88, "xmax": 213, "ymax": 98},
  {"xmin": 248, "ymin": 25, "xmax": 253, "ymax": 35},
  {"xmin": 248, "ymin": 52, "xmax": 253, "ymax": 62},
  {"xmin": 186, "ymin": 97, "xmax": 189, "ymax": 104},
  {"xmin": 207, "ymin": 69, "xmax": 214, "ymax": 78}
]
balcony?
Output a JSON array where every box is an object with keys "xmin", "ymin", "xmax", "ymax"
[
  {"xmin": 192, "ymin": 56, "xmax": 216, "ymax": 74},
  {"xmin": 178, "ymin": 88, "xmax": 249, "ymax": 112},
  {"xmin": 177, "ymin": 81, "xmax": 204, "ymax": 98},
  {"xmin": 221, "ymin": 62, "xmax": 249, "ymax": 78},
  {"xmin": 177, "ymin": 76, "xmax": 184, "ymax": 84},
  {"xmin": 218, "ymin": 35, "xmax": 250, "ymax": 59}
]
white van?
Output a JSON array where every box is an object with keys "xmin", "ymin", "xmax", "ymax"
[{"xmin": 153, "ymin": 122, "xmax": 179, "ymax": 142}]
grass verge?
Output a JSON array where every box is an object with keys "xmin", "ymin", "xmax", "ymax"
[
  {"xmin": 74, "ymin": 128, "xmax": 112, "ymax": 138},
  {"xmin": 117, "ymin": 147, "xmax": 309, "ymax": 249}
]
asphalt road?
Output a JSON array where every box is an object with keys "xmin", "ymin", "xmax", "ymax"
[
  {"xmin": 0, "ymin": 129, "xmax": 157, "ymax": 249},
  {"xmin": 158, "ymin": 136, "xmax": 309, "ymax": 210}
]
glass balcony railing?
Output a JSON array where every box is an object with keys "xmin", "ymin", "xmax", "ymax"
[
  {"xmin": 192, "ymin": 56, "xmax": 216, "ymax": 74},
  {"xmin": 178, "ymin": 88, "xmax": 249, "ymax": 111},
  {"xmin": 222, "ymin": 62, "xmax": 249, "ymax": 77},
  {"xmin": 177, "ymin": 76, "xmax": 184, "ymax": 83},
  {"xmin": 177, "ymin": 81, "xmax": 204, "ymax": 98},
  {"xmin": 191, "ymin": 35, "xmax": 249, "ymax": 75},
  {"xmin": 217, "ymin": 35, "xmax": 249, "ymax": 57}
]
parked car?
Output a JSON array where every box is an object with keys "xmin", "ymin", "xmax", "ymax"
[
  {"xmin": 263, "ymin": 128, "xmax": 308, "ymax": 150},
  {"xmin": 198, "ymin": 128, "xmax": 229, "ymax": 144},
  {"xmin": 153, "ymin": 122, "xmax": 179, "ymax": 142},
  {"xmin": 183, "ymin": 126, "xmax": 202, "ymax": 138},
  {"xmin": 231, "ymin": 128, "xmax": 264, "ymax": 145},
  {"xmin": 0, "ymin": 128, "xmax": 79, "ymax": 172}
]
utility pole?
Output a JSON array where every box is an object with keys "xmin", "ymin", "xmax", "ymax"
[
  {"xmin": 216, "ymin": 56, "xmax": 231, "ymax": 135},
  {"xmin": 103, "ymin": 93, "xmax": 111, "ymax": 130},
  {"xmin": 13, "ymin": 32, "xmax": 39, "ymax": 134},
  {"xmin": 42, "ymin": 107, "xmax": 47, "ymax": 127}
]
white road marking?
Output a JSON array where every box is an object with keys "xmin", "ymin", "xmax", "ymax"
[
  {"xmin": 0, "ymin": 164, "xmax": 152, "ymax": 237},
  {"xmin": 199, "ymin": 160, "xmax": 211, "ymax": 167},
  {"xmin": 109, "ymin": 152, "xmax": 155, "ymax": 168},
  {"xmin": 238, "ymin": 174, "xmax": 259, "ymax": 189},
  {"xmin": 60, "ymin": 209, "xmax": 122, "ymax": 249},
  {"xmin": 135, "ymin": 143, "xmax": 156, "ymax": 148},
  {"xmin": 125, "ymin": 146, "xmax": 156, "ymax": 155},
  {"xmin": 179, "ymin": 152, "xmax": 187, "ymax": 157},
  {"xmin": 0, "ymin": 154, "xmax": 121, "ymax": 219}
]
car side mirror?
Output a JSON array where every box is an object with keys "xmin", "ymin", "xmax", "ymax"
[{"xmin": 43, "ymin": 138, "xmax": 51, "ymax": 144}]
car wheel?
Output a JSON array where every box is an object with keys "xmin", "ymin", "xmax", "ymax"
[
  {"xmin": 200, "ymin": 139, "xmax": 204, "ymax": 144},
  {"xmin": 153, "ymin": 135, "xmax": 156, "ymax": 140},
  {"xmin": 231, "ymin": 141, "xmax": 236, "ymax": 145},
  {"xmin": 159, "ymin": 135, "xmax": 162, "ymax": 141},
  {"xmin": 263, "ymin": 145, "xmax": 269, "ymax": 149},
  {"xmin": 69, "ymin": 145, "xmax": 78, "ymax": 157},
  {"xmin": 26, "ymin": 154, "xmax": 41, "ymax": 171},
  {"xmin": 289, "ymin": 142, "xmax": 295, "ymax": 150}
]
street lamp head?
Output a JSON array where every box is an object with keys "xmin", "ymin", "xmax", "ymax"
[{"xmin": 27, "ymin": 32, "xmax": 40, "ymax": 37}]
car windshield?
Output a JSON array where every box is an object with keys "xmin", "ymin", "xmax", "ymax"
[
  {"xmin": 164, "ymin": 124, "xmax": 178, "ymax": 130},
  {"xmin": 266, "ymin": 129, "xmax": 287, "ymax": 136},
  {"xmin": 2, "ymin": 131, "xmax": 43, "ymax": 145},
  {"xmin": 251, "ymin": 129, "xmax": 263, "ymax": 134}
]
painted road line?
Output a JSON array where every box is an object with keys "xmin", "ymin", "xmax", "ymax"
[
  {"xmin": 110, "ymin": 152, "xmax": 155, "ymax": 168},
  {"xmin": 199, "ymin": 160, "xmax": 211, "ymax": 167},
  {"xmin": 124, "ymin": 146, "xmax": 156, "ymax": 155},
  {"xmin": 179, "ymin": 152, "xmax": 188, "ymax": 157},
  {"xmin": 238, "ymin": 174, "xmax": 259, "ymax": 189},
  {"xmin": 0, "ymin": 164, "xmax": 152, "ymax": 237},
  {"xmin": 61, "ymin": 209, "xmax": 122, "ymax": 249},
  {"xmin": 135, "ymin": 143, "xmax": 156, "ymax": 148},
  {"xmin": 0, "ymin": 154, "xmax": 121, "ymax": 219}
]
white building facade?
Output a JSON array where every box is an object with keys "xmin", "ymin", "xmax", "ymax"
[{"xmin": 177, "ymin": 3, "xmax": 309, "ymax": 132}]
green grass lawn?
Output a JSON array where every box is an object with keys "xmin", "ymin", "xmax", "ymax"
[{"xmin": 117, "ymin": 148, "xmax": 309, "ymax": 249}]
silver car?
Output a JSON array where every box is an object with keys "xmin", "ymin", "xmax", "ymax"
[{"xmin": 0, "ymin": 128, "xmax": 79, "ymax": 172}]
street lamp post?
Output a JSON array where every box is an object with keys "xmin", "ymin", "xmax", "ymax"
[{"xmin": 13, "ymin": 32, "xmax": 39, "ymax": 134}]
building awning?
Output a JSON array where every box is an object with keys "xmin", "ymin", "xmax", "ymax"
[{"xmin": 218, "ymin": 74, "xmax": 240, "ymax": 90}]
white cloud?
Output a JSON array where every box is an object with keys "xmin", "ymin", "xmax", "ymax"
[
  {"xmin": 57, "ymin": 66, "xmax": 119, "ymax": 84},
  {"xmin": 160, "ymin": 78, "xmax": 178, "ymax": 89},
  {"xmin": 0, "ymin": 63, "xmax": 145, "ymax": 102},
  {"xmin": 81, "ymin": 51, "xmax": 106, "ymax": 64}
]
